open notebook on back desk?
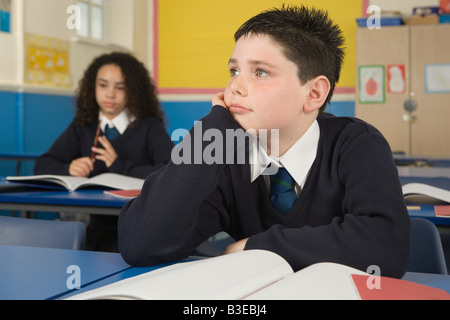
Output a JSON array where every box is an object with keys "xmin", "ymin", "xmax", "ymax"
[{"xmin": 5, "ymin": 173, "xmax": 144, "ymax": 191}]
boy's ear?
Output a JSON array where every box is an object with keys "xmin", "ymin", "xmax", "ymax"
[{"xmin": 303, "ymin": 76, "xmax": 330, "ymax": 113}]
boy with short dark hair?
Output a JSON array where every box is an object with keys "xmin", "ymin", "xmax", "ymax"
[{"xmin": 118, "ymin": 5, "xmax": 410, "ymax": 278}]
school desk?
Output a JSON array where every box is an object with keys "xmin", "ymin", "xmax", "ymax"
[
  {"xmin": 2, "ymin": 245, "xmax": 450, "ymax": 300},
  {"xmin": 398, "ymin": 167, "xmax": 450, "ymax": 179},
  {"xmin": 398, "ymin": 168, "xmax": 450, "ymax": 227},
  {"xmin": 0, "ymin": 245, "xmax": 131, "ymax": 300},
  {"xmin": 394, "ymin": 155, "xmax": 450, "ymax": 168},
  {"xmin": 408, "ymin": 205, "xmax": 450, "ymax": 227},
  {"xmin": 0, "ymin": 189, "xmax": 129, "ymax": 216}
]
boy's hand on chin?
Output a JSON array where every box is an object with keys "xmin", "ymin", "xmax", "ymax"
[
  {"xmin": 212, "ymin": 91, "xmax": 246, "ymax": 130},
  {"xmin": 212, "ymin": 92, "xmax": 228, "ymax": 109}
]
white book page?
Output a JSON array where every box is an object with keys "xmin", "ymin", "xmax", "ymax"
[
  {"xmin": 75, "ymin": 173, "xmax": 144, "ymax": 191},
  {"xmin": 67, "ymin": 250, "xmax": 293, "ymax": 300},
  {"xmin": 245, "ymin": 262, "xmax": 368, "ymax": 300},
  {"xmin": 403, "ymin": 183, "xmax": 450, "ymax": 204}
]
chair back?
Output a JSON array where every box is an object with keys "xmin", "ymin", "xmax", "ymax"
[
  {"xmin": 193, "ymin": 236, "xmax": 235, "ymax": 257},
  {"xmin": 408, "ymin": 218, "xmax": 448, "ymax": 274},
  {"xmin": 0, "ymin": 216, "xmax": 86, "ymax": 250}
]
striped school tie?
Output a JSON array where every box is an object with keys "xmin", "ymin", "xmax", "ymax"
[
  {"xmin": 270, "ymin": 167, "xmax": 297, "ymax": 215},
  {"xmin": 105, "ymin": 125, "xmax": 120, "ymax": 141}
]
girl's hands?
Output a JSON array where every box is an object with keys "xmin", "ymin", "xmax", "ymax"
[
  {"xmin": 69, "ymin": 157, "xmax": 94, "ymax": 177},
  {"xmin": 91, "ymin": 136, "xmax": 118, "ymax": 168},
  {"xmin": 69, "ymin": 136, "xmax": 118, "ymax": 177}
]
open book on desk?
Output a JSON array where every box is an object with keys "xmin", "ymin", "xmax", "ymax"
[
  {"xmin": 403, "ymin": 183, "xmax": 450, "ymax": 205},
  {"xmin": 5, "ymin": 173, "xmax": 144, "ymax": 192},
  {"xmin": 67, "ymin": 250, "xmax": 450, "ymax": 300}
]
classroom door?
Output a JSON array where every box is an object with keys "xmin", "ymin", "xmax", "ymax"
[
  {"xmin": 410, "ymin": 25, "xmax": 450, "ymax": 157},
  {"xmin": 356, "ymin": 24, "xmax": 450, "ymax": 157},
  {"xmin": 355, "ymin": 26, "xmax": 410, "ymax": 155}
]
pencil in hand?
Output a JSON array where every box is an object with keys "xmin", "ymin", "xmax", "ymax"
[{"xmin": 91, "ymin": 118, "xmax": 102, "ymax": 161}]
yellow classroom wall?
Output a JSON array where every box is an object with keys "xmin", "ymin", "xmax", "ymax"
[{"xmin": 156, "ymin": 0, "xmax": 363, "ymax": 93}]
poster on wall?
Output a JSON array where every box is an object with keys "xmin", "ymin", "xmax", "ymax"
[
  {"xmin": 24, "ymin": 33, "xmax": 72, "ymax": 88},
  {"xmin": 359, "ymin": 65, "xmax": 385, "ymax": 103},
  {"xmin": 387, "ymin": 64, "xmax": 406, "ymax": 94},
  {"xmin": 425, "ymin": 64, "xmax": 450, "ymax": 93}
]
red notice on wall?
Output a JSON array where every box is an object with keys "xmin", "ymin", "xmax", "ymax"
[{"xmin": 387, "ymin": 64, "xmax": 406, "ymax": 94}]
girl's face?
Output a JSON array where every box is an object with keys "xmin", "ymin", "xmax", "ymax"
[{"xmin": 95, "ymin": 64, "xmax": 127, "ymax": 120}]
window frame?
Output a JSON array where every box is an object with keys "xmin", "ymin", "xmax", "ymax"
[{"xmin": 75, "ymin": 0, "xmax": 108, "ymax": 42}]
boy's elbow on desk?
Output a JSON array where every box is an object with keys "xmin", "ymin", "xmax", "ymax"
[
  {"xmin": 118, "ymin": 225, "xmax": 192, "ymax": 266},
  {"xmin": 118, "ymin": 203, "xmax": 192, "ymax": 267},
  {"xmin": 119, "ymin": 242, "xmax": 190, "ymax": 267}
]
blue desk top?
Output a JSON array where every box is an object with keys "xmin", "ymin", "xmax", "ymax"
[
  {"xmin": 395, "ymin": 156, "xmax": 450, "ymax": 168},
  {"xmin": 0, "ymin": 189, "xmax": 128, "ymax": 208},
  {"xmin": 408, "ymin": 205, "xmax": 450, "ymax": 226},
  {"xmin": 0, "ymin": 245, "xmax": 131, "ymax": 300},
  {"xmin": 398, "ymin": 167, "xmax": 450, "ymax": 179},
  {"xmin": 60, "ymin": 264, "xmax": 177, "ymax": 299}
]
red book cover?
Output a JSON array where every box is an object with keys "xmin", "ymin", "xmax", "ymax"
[
  {"xmin": 104, "ymin": 189, "xmax": 141, "ymax": 199},
  {"xmin": 435, "ymin": 205, "xmax": 450, "ymax": 217},
  {"xmin": 352, "ymin": 274, "xmax": 450, "ymax": 300}
]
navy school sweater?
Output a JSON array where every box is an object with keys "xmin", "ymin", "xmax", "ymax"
[
  {"xmin": 118, "ymin": 106, "xmax": 410, "ymax": 278},
  {"xmin": 34, "ymin": 116, "xmax": 174, "ymax": 179}
]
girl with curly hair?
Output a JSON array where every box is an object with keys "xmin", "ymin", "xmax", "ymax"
[
  {"xmin": 35, "ymin": 51, "xmax": 173, "ymax": 179},
  {"xmin": 35, "ymin": 52, "xmax": 174, "ymax": 252}
]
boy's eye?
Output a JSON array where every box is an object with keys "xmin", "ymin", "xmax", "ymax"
[
  {"xmin": 256, "ymin": 69, "xmax": 269, "ymax": 77},
  {"xmin": 230, "ymin": 68, "xmax": 239, "ymax": 77}
]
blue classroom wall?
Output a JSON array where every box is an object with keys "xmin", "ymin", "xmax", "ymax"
[
  {"xmin": 22, "ymin": 93, "xmax": 76, "ymax": 153},
  {"xmin": 325, "ymin": 101, "xmax": 355, "ymax": 118},
  {"xmin": 161, "ymin": 99, "xmax": 356, "ymax": 140},
  {"xmin": 0, "ymin": 91, "xmax": 75, "ymax": 177},
  {"xmin": 0, "ymin": 91, "xmax": 19, "ymax": 175},
  {"xmin": 161, "ymin": 101, "xmax": 212, "ymax": 137}
]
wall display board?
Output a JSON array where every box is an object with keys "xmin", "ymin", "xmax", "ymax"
[
  {"xmin": 359, "ymin": 65, "xmax": 385, "ymax": 103},
  {"xmin": 24, "ymin": 33, "xmax": 72, "ymax": 88}
]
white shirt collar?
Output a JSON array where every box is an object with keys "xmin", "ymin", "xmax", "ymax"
[
  {"xmin": 250, "ymin": 120, "xmax": 320, "ymax": 190},
  {"xmin": 100, "ymin": 110, "xmax": 135, "ymax": 135}
]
